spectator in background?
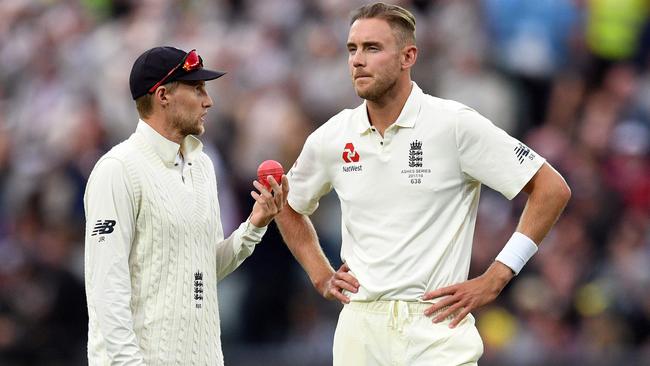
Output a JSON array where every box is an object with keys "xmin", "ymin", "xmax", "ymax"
[
  {"xmin": 431, "ymin": 0, "xmax": 518, "ymax": 134},
  {"xmin": 482, "ymin": 0, "xmax": 581, "ymax": 135},
  {"xmin": 584, "ymin": 0, "xmax": 649, "ymax": 88}
]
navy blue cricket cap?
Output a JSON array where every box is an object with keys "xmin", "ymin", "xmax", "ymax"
[{"xmin": 129, "ymin": 46, "xmax": 225, "ymax": 100}]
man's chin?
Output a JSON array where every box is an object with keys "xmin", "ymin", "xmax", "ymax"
[
  {"xmin": 183, "ymin": 125, "xmax": 204, "ymax": 136},
  {"xmin": 354, "ymin": 85, "xmax": 370, "ymax": 98},
  {"xmin": 355, "ymin": 87, "xmax": 377, "ymax": 101}
]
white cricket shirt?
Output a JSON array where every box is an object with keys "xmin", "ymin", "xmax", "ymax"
[
  {"xmin": 287, "ymin": 83, "xmax": 545, "ymax": 301},
  {"xmin": 84, "ymin": 120, "xmax": 267, "ymax": 365}
]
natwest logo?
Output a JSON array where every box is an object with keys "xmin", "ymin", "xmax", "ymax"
[{"xmin": 342, "ymin": 142, "xmax": 360, "ymax": 163}]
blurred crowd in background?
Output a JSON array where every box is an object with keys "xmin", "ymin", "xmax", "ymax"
[{"xmin": 0, "ymin": 0, "xmax": 649, "ymax": 365}]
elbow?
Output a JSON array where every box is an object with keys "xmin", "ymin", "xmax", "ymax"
[
  {"xmin": 555, "ymin": 177, "xmax": 571, "ymax": 211},
  {"xmin": 532, "ymin": 170, "xmax": 571, "ymax": 212},
  {"xmin": 561, "ymin": 179, "xmax": 571, "ymax": 204},
  {"xmin": 543, "ymin": 163, "xmax": 571, "ymax": 209}
]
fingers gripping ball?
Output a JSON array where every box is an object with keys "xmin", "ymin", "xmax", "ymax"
[{"xmin": 257, "ymin": 160, "xmax": 284, "ymax": 190}]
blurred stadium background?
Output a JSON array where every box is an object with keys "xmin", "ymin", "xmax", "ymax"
[{"xmin": 0, "ymin": 0, "xmax": 649, "ymax": 365}]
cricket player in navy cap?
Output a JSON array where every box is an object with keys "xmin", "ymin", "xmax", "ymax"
[{"xmin": 84, "ymin": 46, "xmax": 289, "ymax": 365}]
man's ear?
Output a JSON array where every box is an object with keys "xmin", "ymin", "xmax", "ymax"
[
  {"xmin": 401, "ymin": 45, "xmax": 418, "ymax": 70},
  {"xmin": 154, "ymin": 86, "xmax": 170, "ymax": 107}
]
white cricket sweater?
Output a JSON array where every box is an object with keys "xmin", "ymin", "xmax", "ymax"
[{"xmin": 84, "ymin": 121, "xmax": 266, "ymax": 365}]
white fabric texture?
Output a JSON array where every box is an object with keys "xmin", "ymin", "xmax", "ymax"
[
  {"xmin": 84, "ymin": 121, "xmax": 266, "ymax": 365},
  {"xmin": 333, "ymin": 301, "xmax": 483, "ymax": 365},
  {"xmin": 287, "ymin": 83, "xmax": 545, "ymax": 301}
]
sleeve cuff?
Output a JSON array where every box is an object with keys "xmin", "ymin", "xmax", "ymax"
[
  {"xmin": 242, "ymin": 218, "xmax": 268, "ymax": 242},
  {"xmin": 287, "ymin": 196, "xmax": 317, "ymax": 216}
]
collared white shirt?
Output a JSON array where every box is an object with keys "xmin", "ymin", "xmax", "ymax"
[
  {"xmin": 84, "ymin": 120, "xmax": 267, "ymax": 365},
  {"xmin": 136, "ymin": 120, "xmax": 199, "ymax": 188},
  {"xmin": 287, "ymin": 82, "xmax": 545, "ymax": 301}
]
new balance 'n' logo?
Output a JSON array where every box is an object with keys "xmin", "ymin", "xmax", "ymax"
[
  {"xmin": 514, "ymin": 143, "xmax": 531, "ymax": 164},
  {"xmin": 92, "ymin": 220, "xmax": 116, "ymax": 236}
]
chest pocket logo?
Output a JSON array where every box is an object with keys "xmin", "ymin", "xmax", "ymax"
[
  {"xmin": 409, "ymin": 140, "xmax": 423, "ymax": 167},
  {"xmin": 342, "ymin": 142, "xmax": 360, "ymax": 163}
]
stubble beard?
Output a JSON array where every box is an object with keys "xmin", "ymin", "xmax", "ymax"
[
  {"xmin": 171, "ymin": 113, "xmax": 204, "ymax": 137},
  {"xmin": 355, "ymin": 76, "xmax": 398, "ymax": 102}
]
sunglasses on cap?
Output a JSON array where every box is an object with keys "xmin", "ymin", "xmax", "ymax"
[{"xmin": 148, "ymin": 49, "xmax": 203, "ymax": 94}]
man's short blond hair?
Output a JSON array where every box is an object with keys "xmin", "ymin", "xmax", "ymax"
[
  {"xmin": 135, "ymin": 82, "xmax": 179, "ymax": 118},
  {"xmin": 350, "ymin": 2, "xmax": 416, "ymax": 47}
]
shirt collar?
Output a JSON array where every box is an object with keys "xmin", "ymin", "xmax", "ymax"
[
  {"xmin": 354, "ymin": 81, "xmax": 423, "ymax": 134},
  {"xmin": 136, "ymin": 120, "xmax": 203, "ymax": 165}
]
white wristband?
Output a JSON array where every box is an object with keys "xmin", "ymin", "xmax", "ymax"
[{"xmin": 495, "ymin": 232, "xmax": 538, "ymax": 275}]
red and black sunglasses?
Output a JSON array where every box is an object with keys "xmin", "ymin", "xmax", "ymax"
[{"xmin": 148, "ymin": 49, "xmax": 203, "ymax": 94}]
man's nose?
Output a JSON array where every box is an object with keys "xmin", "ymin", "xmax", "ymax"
[
  {"xmin": 351, "ymin": 51, "xmax": 365, "ymax": 67},
  {"xmin": 204, "ymin": 93, "xmax": 213, "ymax": 108}
]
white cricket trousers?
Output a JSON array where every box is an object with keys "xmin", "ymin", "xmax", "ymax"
[{"xmin": 333, "ymin": 300, "xmax": 484, "ymax": 366}]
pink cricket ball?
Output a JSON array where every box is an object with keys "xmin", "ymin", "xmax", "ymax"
[{"xmin": 257, "ymin": 160, "xmax": 284, "ymax": 190}]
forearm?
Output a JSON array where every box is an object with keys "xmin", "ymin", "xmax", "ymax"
[
  {"xmin": 493, "ymin": 163, "xmax": 570, "ymax": 278},
  {"xmin": 275, "ymin": 206, "xmax": 334, "ymax": 294},
  {"xmin": 216, "ymin": 219, "xmax": 267, "ymax": 281}
]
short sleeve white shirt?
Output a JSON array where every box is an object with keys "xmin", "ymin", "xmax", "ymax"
[{"xmin": 287, "ymin": 83, "xmax": 545, "ymax": 301}]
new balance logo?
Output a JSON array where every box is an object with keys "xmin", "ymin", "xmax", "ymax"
[
  {"xmin": 514, "ymin": 143, "xmax": 531, "ymax": 164},
  {"xmin": 92, "ymin": 220, "xmax": 116, "ymax": 236}
]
